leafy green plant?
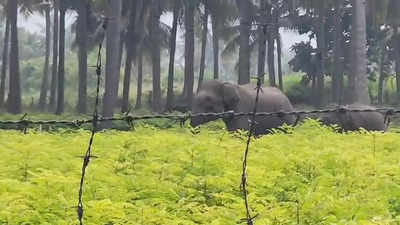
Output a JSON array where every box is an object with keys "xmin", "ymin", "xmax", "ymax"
[{"xmin": 1, "ymin": 120, "xmax": 400, "ymax": 224}]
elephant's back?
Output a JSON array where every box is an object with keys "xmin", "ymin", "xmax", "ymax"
[
  {"xmin": 346, "ymin": 104, "xmax": 386, "ymax": 131},
  {"xmin": 239, "ymin": 85, "xmax": 296, "ymax": 130},
  {"xmin": 254, "ymin": 87, "xmax": 294, "ymax": 112},
  {"xmin": 319, "ymin": 103, "xmax": 386, "ymax": 131}
]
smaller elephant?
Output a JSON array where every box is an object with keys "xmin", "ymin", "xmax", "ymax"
[
  {"xmin": 190, "ymin": 80, "xmax": 296, "ymax": 135},
  {"xmin": 318, "ymin": 103, "xmax": 386, "ymax": 131}
]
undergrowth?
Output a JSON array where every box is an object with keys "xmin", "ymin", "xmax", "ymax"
[{"xmin": 1, "ymin": 120, "xmax": 400, "ymax": 224}]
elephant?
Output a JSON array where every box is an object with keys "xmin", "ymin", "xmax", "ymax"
[
  {"xmin": 190, "ymin": 80, "xmax": 296, "ymax": 135},
  {"xmin": 317, "ymin": 103, "xmax": 387, "ymax": 131}
]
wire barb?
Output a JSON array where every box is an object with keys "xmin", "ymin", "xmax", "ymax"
[
  {"xmin": 19, "ymin": 113, "xmax": 29, "ymax": 134},
  {"xmin": 125, "ymin": 115, "xmax": 135, "ymax": 129}
]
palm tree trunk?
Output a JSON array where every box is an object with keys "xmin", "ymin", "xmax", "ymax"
[
  {"xmin": 257, "ymin": 27, "xmax": 266, "ymax": 83},
  {"xmin": 315, "ymin": 12, "xmax": 326, "ymax": 107},
  {"xmin": 236, "ymin": 0, "xmax": 251, "ymax": 85},
  {"xmin": 56, "ymin": 5, "xmax": 66, "ymax": 115},
  {"xmin": 394, "ymin": 25, "xmax": 400, "ymax": 100},
  {"xmin": 150, "ymin": 0, "xmax": 162, "ymax": 112},
  {"xmin": 211, "ymin": 13, "xmax": 219, "ymax": 80},
  {"xmin": 183, "ymin": 1, "xmax": 195, "ymax": 106},
  {"xmin": 135, "ymin": 46, "xmax": 143, "ymax": 109},
  {"xmin": 333, "ymin": 0, "xmax": 344, "ymax": 104},
  {"xmin": 38, "ymin": 6, "xmax": 51, "ymax": 111},
  {"xmin": 103, "ymin": 0, "xmax": 122, "ymax": 118},
  {"xmin": 7, "ymin": 0, "xmax": 21, "ymax": 114},
  {"xmin": 121, "ymin": 42, "xmax": 134, "ymax": 113},
  {"xmin": 267, "ymin": 31, "xmax": 276, "ymax": 87},
  {"xmin": 118, "ymin": 37, "xmax": 124, "ymax": 71},
  {"xmin": 350, "ymin": 0, "xmax": 370, "ymax": 104},
  {"xmin": 77, "ymin": 0, "xmax": 88, "ymax": 114},
  {"xmin": 276, "ymin": 33, "xmax": 283, "ymax": 90},
  {"xmin": 197, "ymin": 6, "xmax": 209, "ymax": 92},
  {"xmin": 49, "ymin": 0, "xmax": 59, "ymax": 110},
  {"xmin": 121, "ymin": 0, "xmax": 138, "ymax": 113},
  {"xmin": 121, "ymin": 0, "xmax": 147, "ymax": 113},
  {"xmin": 166, "ymin": 1, "xmax": 179, "ymax": 110},
  {"xmin": 0, "ymin": 17, "xmax": 10, "ymax": 107},
  {"xmin": 265, "ymin": 3, "xmax": 275, "ymax": 87},
  {"xmin": 377, "ymin": 47, "xmax": 386, "ymax": 105},
  {"xmin": 274, "ymin": 7, "xmax": 283, "ymax": 90},
  {"xmin": 311, "ymin": 74, "xmax": 316, "ymax": 103},
  {"xmin": 257, "ymin": 0, "xmax": 267, "ymax": 84}
]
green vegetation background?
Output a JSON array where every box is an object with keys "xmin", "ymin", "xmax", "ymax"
[{"xmin": 1, "ymin": 121, "xmax": 400, "ymax": 224}]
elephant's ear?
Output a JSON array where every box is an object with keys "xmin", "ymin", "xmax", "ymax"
[{"xmin": 222, "ymin": 83, "xmax": 240, "ymax": 110}]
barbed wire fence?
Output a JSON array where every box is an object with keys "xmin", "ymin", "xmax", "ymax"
[{"xmin": 2, "ymin": 107, "xmax": 398, "ymax": 129}]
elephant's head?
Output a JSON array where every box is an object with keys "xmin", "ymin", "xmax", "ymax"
[{"xmin": 190, "ymin": 80, "xmax": 239, "ymax": 127}]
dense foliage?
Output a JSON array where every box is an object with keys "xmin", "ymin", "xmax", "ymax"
[{"xmin": 1, "ymin": 120, "xmax": 400, "ymax": 224}]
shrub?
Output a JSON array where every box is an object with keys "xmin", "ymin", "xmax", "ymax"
[{"xmin": 0, "ymin": 120, "xmax": 399, "ymax": 224}]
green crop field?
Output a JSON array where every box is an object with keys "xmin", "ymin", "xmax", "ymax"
[{"xmin": 1, "ymin": 120, "xmax": 400, "ymax": 225}]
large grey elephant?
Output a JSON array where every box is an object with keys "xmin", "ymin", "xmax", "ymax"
[
  {"xmin": 318, "ymin": 104, "xmax": 386, "ymax": 131},
  {"xmin": 190, "ymin": 80, "xmax": 296, "ymax": 135}
]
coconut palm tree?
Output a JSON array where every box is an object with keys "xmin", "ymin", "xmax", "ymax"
[
  {"xmin": 236, "ymin": 0, "xmax": 252, "ymax": 84},
  {"xmin": 296, "ymin": 0, "xmax": 331, "ymax": 105},
  {"xmin": 166, "ymin": 0, "xmax": 181, "ymax": 110},
  {"xmin": 76, "ymin": 0, "xmax": 89, "ymax": 114},
  {"xmin": 7, "ymin": 0, "xmax": 22, "ymax": 114},
  {"xmin": 257, "ymin": 0, "xmax": 267, "ymax": 84},
  {"xmin": 37, "ymin": 0, "xmax": 52, "ymax": 111},
  {"xmin": 273, "ymin": 7, "xmax": 282, "ymax": 89},
  {"xmin": 182, "ymin": 0, "xmax": 197, "ymax": 107},
  {"xmin": 314, "ymin": 1, "xmax": 327, "ymax": 107},
  {"xmin": 332, "ymin": 0, "xmax": 345, "ymax": 104},
  {"xmin": 150, "ymin": 0, "xmax": 162, "ymax": 112},
  {"xmin": 197, "ymin": 0, "xmax": 209, "ymax": 92},
  {"xmin": 386, "ymin": 0, "xmax": 400, "ymax": 99},
  {"xmin": 55, "ymin": 0, "xmax": 66, "ymax": 114},
  {"xmin": 122, "ymin": 0, "xmax": 145, "ymax": 113},
  {"xmin": 0, "ymin": 2, "xmax": 9, "ymax": 108},
  {"xmin": 122, "ymin": 0, "xmax": 152, "ymax": 112},
  {"xmin": 208, "ymin": 0, "xmax": 237, "ymax": 80},
  {"xmin": 349, "ymin": 0, "xmax": 370, "ymax": 104},
  {"xmin": 103, "ymin": 0, "xmax": 122, "ymax": 118},
  {"xmin": 135, "ymin": 45, "xmax": 143, "ymax": 109},
  {"xmin": 195, "ymin": 0, "xmax": 238, "ymax": 82},
  {"xmin": 49, "ymin": 0, "xmax": 58, "ymax": 110},
  {"xmin": 222, "ymin": 0, "xmax": 294, "ymax": 87}
]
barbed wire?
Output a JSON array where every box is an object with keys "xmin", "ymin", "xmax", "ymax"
[
  {"xmin": 240, "ymin": 77, "xmax": 262, "ymax": 225},
  {"xmin": 77, "ymin": 38, "xmax": 103, "ymax": 225},
  {"xmin": 1, "ymin": 107, "xmax": 399, "ymax": 131}
]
